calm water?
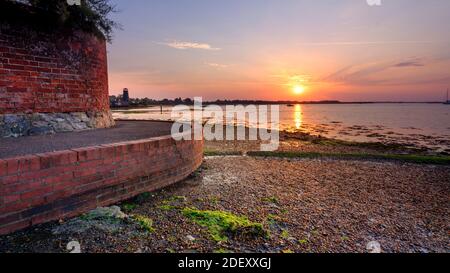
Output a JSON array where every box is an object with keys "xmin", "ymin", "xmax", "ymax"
[{"xmin": 113, "ymin": 103, "xmax": 450, "ymax": 152}]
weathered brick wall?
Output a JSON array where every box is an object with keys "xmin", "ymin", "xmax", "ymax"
[
  {"xmin": 0, "ymin": 135, "xmax": 204, "ymax": 235},
  {"xmin": 0, "ymin": 24, "xmax": 110, "ymax": 114}
]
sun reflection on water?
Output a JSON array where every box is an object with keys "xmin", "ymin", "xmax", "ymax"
[{"xmin": 294, "ymin": 104, "xmax": 303, "ymax": 130}]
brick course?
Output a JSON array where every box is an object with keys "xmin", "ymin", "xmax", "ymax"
[{"xmin": 0, "ymin": 134, "xmax": 204, "ymax": 235}]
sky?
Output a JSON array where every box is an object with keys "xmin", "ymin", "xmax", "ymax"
[{"xmin": 107, "ymin": 0, "xmax": 450, "ymax": 102}]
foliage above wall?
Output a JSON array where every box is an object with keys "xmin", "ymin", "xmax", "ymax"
[{"xmin": 0, "ymin": 0, "xmax": 120, "ymax": 42}]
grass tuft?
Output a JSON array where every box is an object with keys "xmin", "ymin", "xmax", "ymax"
[
  {"xmin": 312, "ymin": 138, "xmax": 406, "ymax": 150},
  {"xmin": 247, "ymin": 151, "xmax": 450, "ymax": 165},
  {"xmin": 281, "ymin": 229, "xmax": 290, "ymax": 239},
  {"xmin": 134, "ymin": 192, "xmax": 153, "ymax": 204},
  {"xmin": 267, "ymin": 214, "xmax": 281, "ymax": 225},
  {"xmin": 158, "ymin": 196, "xmax": 187, "ymax": 211},
  {"xmin": 214, "ymin": 248, "xmax": 233, "ymax": 254},
  {"xmin": 121, "ymin": 203, "xmax": 137, "ymax": 212},
  {"xmin": 159, "ymin": 204, "xmax": 176, "ymax": 211},
  {"xmin": 204, "ymin": 149, "xmax": 243, "ymax": 157},
  {"xmin": 262, "ymin": 196, "xmax": 280, "ymax": 205},
  {"xmin": 182, "ymin": 208, "xmax": 268, "ymax": 242},
  {"xmin": 132, "ymin": 215, "xmax": 155, "ymax": 233}
]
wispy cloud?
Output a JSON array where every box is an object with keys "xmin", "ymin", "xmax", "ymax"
[
  {"xmin": 319, "ymin": 55, "xmax": 450, "ymax": 87},
  {"xmin": 162, "ymin": 41, "xmax": 221, "ymax": 51},
  {"xmin": 297, "ymin": 41, "xmax": 434, "ymax": 47},
  {"xmin": 205, "ymin": 62, "xmax": 229, "ymax": 69},
  {"xmin": 270, "ymin": 73, "xmax": 313, "ymax": 86},
  {"xmin": 393, "ymin": 60, "xmax": 425, "ymax": 67},
  {"xmin": 322, "ymin": 57, "xmax": 432, "ymax": 85}
]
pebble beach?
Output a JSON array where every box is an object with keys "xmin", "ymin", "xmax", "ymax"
[{"xmin": 1, "ymin": 132, "xmax": 448, "ymax": 253}]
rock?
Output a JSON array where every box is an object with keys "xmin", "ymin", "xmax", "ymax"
[
  {"xmin": 3, "ymin": 114, "xmax": 22, "ymax": 124},
  {"xmin": 366, "ymin": 241, "xmax": 382, "ymax": 253},
  {"xmin": 52, "ymin": 219, "xmax": 92, "ymax": 235},
  {"xmin": 56, "ymin": 113, "xmax": 71, "ymax": 120},
  {"xmin": 51, "ymin": 120, "xmax": 74, "ymax": 132},
  {"xmin": 93, "ymin": 111, "xmax": 115, "ymax": 128},
  {"xmin": 52, "ymin": 206, "xmax": 129, "ymax": 235},
  {"xmin": 88, "ymin": 206, "xmax": 128, "ymax": 219},
  {"xmin": 37, "ymin": 113, "xmax": 53, "ymax": 122},
  {"xmin": 1, "ymin": 111, "xmax": 114, "ymax": 138},
  {"xmin": 418, "ymin": 248, "xmax": 429, "ymax": 254},
  {"xmin": 71, "ymin": 112, "xmax": 90, "ymax": 122},
  {"xmin": 0, "ymin": 125, "xmax": 12, "ymax": 138},
  {"xmin": 4, "ymin": 115, "xmax": 30, "ymax": 137},
  {"xmin": 186, "ymin": 235, "xmax": 196, "ymax": 242},
  {"xmin": 29, "ymin": 126, "xmax": 54, "ymax": 136},
  {"xmin": 268, "ymin": 203, "xmax": 280, "ymax": 209},
  {"xmin": 70, "ymin": 122, "xmax": 88, "ymax": 130}
]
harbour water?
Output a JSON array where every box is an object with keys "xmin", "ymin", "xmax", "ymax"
[{"xmin": 113, "ymin": 103, "xmax": 450, "ymax": 152}]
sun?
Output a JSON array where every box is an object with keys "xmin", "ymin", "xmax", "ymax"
[{"xmin": 293, "ymin": 85, "xmax": 305, "ymax": 95}]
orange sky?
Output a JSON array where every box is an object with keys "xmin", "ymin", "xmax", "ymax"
[{"xmin": 108, "ymin": 0, "xmax": 450, "ymax": 102}]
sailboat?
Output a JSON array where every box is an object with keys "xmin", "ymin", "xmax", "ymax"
[{"xmin": 445, "ymin": 89, "xmax": 450, "ymax": 105}]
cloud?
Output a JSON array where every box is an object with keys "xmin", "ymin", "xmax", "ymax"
[
  {"xmin": 393, "ymin": 60, "xmax": 425, "ymax": 67},
  {"xmin": 320, "ymin": 55, "xmax": 450, "ymax": 88},
  {"xmin": 323, "ymin": 58, "xmax": 429, "ymax": 85},
  {"xmin": 297, "ymin": 41, "xmax": 434, "ymax": 47},
  {"xmin": 322, "ymin": 62, "xmax": 388, "ymax": 83},
  {"xmin": 205, "ymin": 63, "xmax": 229, "ymax": 69},
  {"xmin": 163, "ymin": 41, "xmax": 221, "ymax": 51},
  {"xmin": 271, "ymin": 74, "xmax": 312, "ymax": 86}
]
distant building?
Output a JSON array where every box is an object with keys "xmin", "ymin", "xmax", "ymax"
[
  {"xmin": 122, "ymin": 88, "xmax": 130, "ymax": 106},
  {"xmin": 110, "ymin": 88, "xmax": 130, "ymax": 107}
]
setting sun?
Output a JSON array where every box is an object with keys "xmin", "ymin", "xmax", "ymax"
[{"xmin": 293, "ymin": 85, "xmax": 305, "ymax": 95}]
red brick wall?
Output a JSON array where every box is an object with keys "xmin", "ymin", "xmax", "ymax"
[
  {"xmin": 0, "ymin": 24, "xmax": 110, "ymax": 114},
  {"xmin": 0, "ymin": 135, "xmax": 204, "ymax": 235}
]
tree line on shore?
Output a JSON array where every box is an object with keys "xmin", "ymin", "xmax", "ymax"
[{"xmin": 109, "ymin": 95, "xmax": 342, "ymax": 108}]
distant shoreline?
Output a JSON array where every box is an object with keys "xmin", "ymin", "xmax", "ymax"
[{"xmin": 111, "ymin": 101, "xmax": 446, "ymax": 109}]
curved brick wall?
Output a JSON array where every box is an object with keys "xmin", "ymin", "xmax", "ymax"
[
  {"xmin": 0, "ymin": 134, "xmax": 203, "ymax": 235},
  {"xmin": 0, "ymin": 21, "xmax": 114, "ymax": 137}
]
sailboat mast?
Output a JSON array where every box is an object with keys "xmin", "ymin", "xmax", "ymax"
[
  {"xmin": 444, "ymin": 88, "xmax": 450, "ymax": 104},
  {"xmin": 446, "ymin": 88, "xmax": 449, "ymax": 104}
]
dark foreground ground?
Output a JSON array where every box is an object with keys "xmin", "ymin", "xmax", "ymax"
[
  {"xmin": 1, "ymin": 155, "xmax": 448, "ymax": 253},
  {"xmin": 0, "ymin": 125, "xmax": 449, "ymax": 253},
  {"xmin": 0, "ymin": 120, "xmax": 173, "ymax": 158}
]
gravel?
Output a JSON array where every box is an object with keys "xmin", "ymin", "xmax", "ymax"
[{"xmin": 1, "ymin": 156, "xmax": 448, "ymax": 253}]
